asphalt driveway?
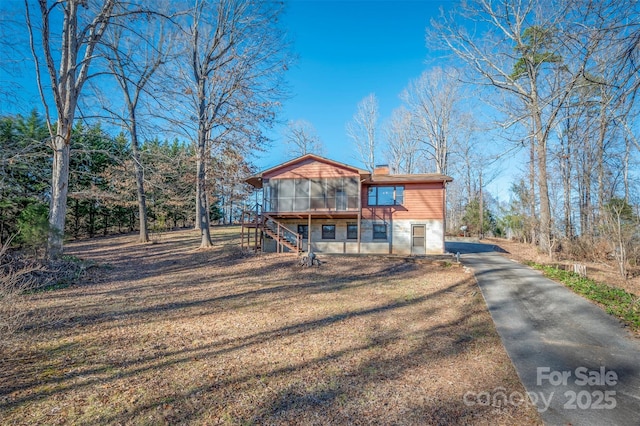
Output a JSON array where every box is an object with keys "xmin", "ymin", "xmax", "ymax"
[{"xmin": 446, "ymin": 241, "xmax": 640, "ymax": 426}]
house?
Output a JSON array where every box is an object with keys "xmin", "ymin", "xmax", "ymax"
[{"xmin": 241, "ymin": 154, "xmax": 452, "ymax": 255}]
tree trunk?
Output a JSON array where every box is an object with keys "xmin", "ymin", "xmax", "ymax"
[
  {"xmin": 536, "ymin": 146, "xmax": 552, "ymax": 253},
  {"xmin": 623, "ymin": 137, "xmax": 630, "ymax": 203},
  {"xmin": 579, "ymin": 146, "xmax": 592, "ymax": 237},
  {"xmin": 73, "ymin": 199, "xmax": 80, "ymax": 239},
  {"xmin": 103, "ymin": 211, "xmax": 109, "ymax": 236},
  {"xmin": 197, "ymin": 150, "xmax": 212, "ymax": 247},
  {"xmin": 130, "ymin": 118, "xmax": 149, "ymax": 243},
  {"xmin": 529, "ymin": 132, "xmax": 537, "ymax": 245},
  {"xmin": 596, "ymin": 95, "xmax": 607, "ymax": 226},
  {"xmin": 561, "ymin": 118, "xmax": 573, "ymax": 238},
  {"xmin": 562, "ymin": 151, "xmax": 572, "ymax": 238},
  {"xmin": 531, "ymin": 98, "xmax": 552, "ymax": 254},
  {"xmin": 478, "ymin": 171, "xmax": 483, "ymax": 239},
  {"xmin": 196, "ymin": 92, "xmax": 212, "ymax": 248},
  {"xmin": 48, "ymin": 122, "xmax": 72, "ymax": 258}
]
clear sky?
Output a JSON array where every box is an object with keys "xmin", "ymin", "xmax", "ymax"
[
  {"xmin": 265, "ymin": 0, "xmax": 451, "ymax": 170},
  {"xmin": 3, "ymin": 0, "xmax": 510, "ymax": 197}
]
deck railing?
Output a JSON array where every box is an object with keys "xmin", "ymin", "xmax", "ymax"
[
  {"xmin": 262, "ymin": 213, "xmax": 302, "ymax": 253},
  {"xmin": 240, "ymin": 207, "xmax": 303, "ymax": 254}
]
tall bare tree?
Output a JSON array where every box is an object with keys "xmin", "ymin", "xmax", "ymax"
[
  {"xmin": 284, "ymin": 119, "xmax": 324, "ymax": 158},
  {"xmin": 25, "ymin": 0, "xmax": 119, "ymax": 258},
  {"xmin": 430, "ymin": 0, "xmax": 622, "ymax": 254},
  {"xmin": 401, "ymin": 67, "xmax": 465, "ymax": 175},
  {"xmin": 383, "ymin": 106, "xmax": 422, "ymax": 174},
  {"xmin": 346, "ymin": 93, "xmax": 379, "ymax": 172},
  {"xmin": 98, "ymin": 8, "xmax": 176, "ymax": 243},
  {"xmin": 178, "ymin": 0, "xmax": 289, "ymax": 248}
]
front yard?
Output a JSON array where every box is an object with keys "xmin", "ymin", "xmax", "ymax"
[{"xmin": 1, "ymin": 227, "xmax": 540, "ymax": 425}]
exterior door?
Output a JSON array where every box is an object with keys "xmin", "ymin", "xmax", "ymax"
[{"xmin": 411, "ymin": 224, "xmax": 426, "ymax": 255}]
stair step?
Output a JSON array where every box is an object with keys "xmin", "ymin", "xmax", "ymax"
[{"xmin": 263, "ymin": 228, "xmax": 301, "ymax": 253}]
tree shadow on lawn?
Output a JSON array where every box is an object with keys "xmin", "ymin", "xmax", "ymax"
[
  {"xmin": 21, "ymin": 254, "xmax": 424, "ymax": 336},
  {"xmin": 2, "ymin": 229, "xmax": 539, "ymax": 424},
  {"xmin": 2, "ymin": 276, "xmax": 476, "ymax": 412},
  {"xmin": 91, "ymin": 283, "xmax": 502, "ymax": 424}
]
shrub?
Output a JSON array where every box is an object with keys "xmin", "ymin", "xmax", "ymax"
[
  {"xmin": 0, "ymin": 237, "xmax": 42, "ymax": 346},
  {"xmin": 16, "ymin": 202, "xmax": 50, "ymax": 258}
]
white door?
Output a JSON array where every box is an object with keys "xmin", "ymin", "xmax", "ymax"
[{"xmin": 411, "ymin": 225, "xmax": 426, "ymax": 255}]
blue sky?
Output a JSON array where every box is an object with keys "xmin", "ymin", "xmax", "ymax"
[
  {"xmin": 3, "ymin": 0, "xmax": 449, "ymax": 170},
  {"xmin": 265, "ymin": 0, "xmax": 451, "ymax": 169},
  {"xmin": 3, "ymin": 0, "xmax": 511, "ymax": 198}
]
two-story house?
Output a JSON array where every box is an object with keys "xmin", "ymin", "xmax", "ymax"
[{"xmin": 241, "ymin": 154, "xmax": 452, "ymax": 255}]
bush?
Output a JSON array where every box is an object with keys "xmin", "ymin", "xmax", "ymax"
[
  {"xmin": 559, "ymin": 236, "xmax": 610, "ymax": 263},
  {"xmin": 16, "ymin": 202, "xmax": 50, "ymax": 258},
  {"xmin": 0, "ymin": 237, "xmax": 89, "ymax": 347},
  {"xmin": 0, "ymin": 237, "xmax": 42, "ymax": 346}
]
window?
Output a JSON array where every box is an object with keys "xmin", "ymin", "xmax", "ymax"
[
  {"xmin": 297, "ymin": 224, "xmax": 309, "ymax": 239},
  {"xmin": 367, "ymin": 186, "xmax": 404, "ymax": 206},
  {"xmin": 373, "ymin": 223, "xmax": 387, "ymax": 240},
  {"xmin": 347, "ymin": 223, "xmax": 358, "ymax": 239},
  {"xmin": 322, "ymin": 224, "xmax": 336, "ymax": 239},
  {"xmin": 345, "ymin": 177, "xmax": 359, "ymax": 209}
]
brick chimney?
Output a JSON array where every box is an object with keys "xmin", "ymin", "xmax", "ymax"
[{"xmin": 373, "ymin": 164, "xmax": 390, "ymax": 175}]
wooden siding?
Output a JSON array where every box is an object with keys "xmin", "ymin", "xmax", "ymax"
[
  {"xmin": 263, "ymin": 158, "xmax": 359, "ymax": 180},
  {"xmin": 362, "ymin": 182, "xmax": 444, "ymax": 220}
]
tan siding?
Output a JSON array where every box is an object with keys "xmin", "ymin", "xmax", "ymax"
[
  {"xmin": 264, "ymin": 158, "xmax": 359, "ymax": 180},
  {"xmin": 362, "ymin": 183, "xmax": 444, "ymax": 220}
]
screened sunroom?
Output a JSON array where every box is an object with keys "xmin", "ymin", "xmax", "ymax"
[{"xmin": 263, "ymin": 177, "xmax": 360, "ymax": 213}]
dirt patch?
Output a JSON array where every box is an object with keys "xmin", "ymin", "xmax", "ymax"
[{"xmin": 1, "ymin": 228, "xmax": 541, "ymax": 425}]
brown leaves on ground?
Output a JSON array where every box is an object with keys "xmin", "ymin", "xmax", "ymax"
[{"xmin": 1, "ymin": 228, "xmax": 541, "ymax": 425}]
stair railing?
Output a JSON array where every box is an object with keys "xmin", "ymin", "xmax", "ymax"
[{"xmin": 262, "ymin": 213, "xmax": 302, "ymax": 253}]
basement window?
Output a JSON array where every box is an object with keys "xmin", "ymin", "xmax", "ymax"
[
  {"xmin": 322, "ymin": 224, "xmax": 336, "ymax": 239},
  {"xmin": 373, "ymin": 223, "xmax": 387, "ymax": 240},
  {"xmin": 347, "ymin": 223, "xmax": 358, "ymax": 239},
  {"xmin": 297, "ymin": 224, "xmax": 309, "ymax": 240}
]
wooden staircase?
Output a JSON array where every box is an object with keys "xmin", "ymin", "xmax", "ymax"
[{"xmin": 241, "ymin": 207, "xmax": 303, "ymax": 254}]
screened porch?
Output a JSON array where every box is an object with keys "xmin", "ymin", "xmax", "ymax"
[{"xmin": 263, "ymin": 177, "xmax": 360, "ymax": 214}]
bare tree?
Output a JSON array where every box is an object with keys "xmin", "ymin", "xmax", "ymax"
[
  {"xmin": 430, "ymin": 0, "xmax": 621, "ymax": 254},
  {"xmin": 346, "ymin": 93, "xmax": 379, "ymax": 172},
  {"xmin": 25, "ymin": 0, "xmax": 120, "ymax": 258},
  {"xmin": 382, "ymin": 106, "xmax": 422, "ymax": 174},
  {"xmin": 601, "ymin": 198, "xmax": 638, "ymax": 278},
  {"xmin": 284, "ymin": 119, "xmax": 324, "ymax": 158},
  {"xmin": 401, "ymin": 67, "xmax": 465, "ymax": 175},
  {"xmin": 177, "ymin": 0, "xmax": 290, "ymax": 248},
  {"xmin": 98, "ymin": 7, "xmax": 176, "ymax": 243}
]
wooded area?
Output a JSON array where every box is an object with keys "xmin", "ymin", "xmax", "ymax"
[
  {"xmin": 0, "ymin": 0, "xmax": 639, "ymax": 277},
  {"xmin": 0, "ymin": 112, "xmax": 251, "ymax": 250},
  {"xmin": 1, "ymin": 0, "xmax": 288, "ymax": 256}
]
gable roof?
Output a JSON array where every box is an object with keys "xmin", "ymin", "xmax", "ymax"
[
  {"xmin": 245, "ymin": 154, "xmax": 453, "ymax": 188},
  {"xmin": 245, "ymin": 154, "xmax": 369, "ymax": 188}
]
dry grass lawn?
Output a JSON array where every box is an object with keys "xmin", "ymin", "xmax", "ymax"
[{"xmin": 1, "ymin": 227, "xmax": 541, "ymax": 425}]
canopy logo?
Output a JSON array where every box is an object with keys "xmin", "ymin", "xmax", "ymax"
[{"xmin": 463, "ymin": 366, "xmax": 619, "ymax": 413}]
